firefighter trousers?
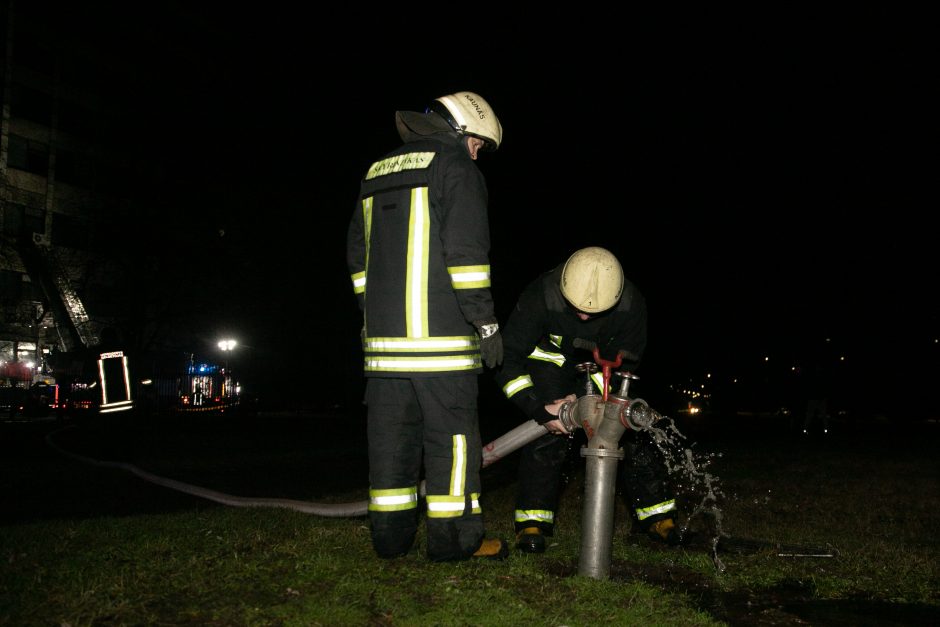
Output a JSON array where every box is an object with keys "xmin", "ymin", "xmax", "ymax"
[
  {"xmin": 514, "ymin": 429, "xmax": 677, "ymax": 535},
  {"xmin": 364, "ymin": 376, "xmax": 485, "ymax": 561}
]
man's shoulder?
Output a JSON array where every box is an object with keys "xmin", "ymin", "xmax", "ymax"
[
  {"xmin": 363, "ymin": 137, "xmax": 468, "ymax": 179},
  {"xmin": 616, "ymin": 278, "xmax": 646, "ymax": 312},
  {"xmin": 390, "ymin": 135, "xmax": 463, "ymax": 156},
  {"xmin": 520, "ymin": 266, "xmax": 565, "ymax": 311}
]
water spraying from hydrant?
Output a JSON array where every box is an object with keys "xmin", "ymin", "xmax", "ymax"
[
  {"xmin": 556, "ymin": 341, "xmax": 727, "ymax": 578},
  {"xmin": 642, "ymin": 417, "xmax": 728, "ymax": 572}
]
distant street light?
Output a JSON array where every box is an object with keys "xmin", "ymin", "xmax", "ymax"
[
  {"xmin": 218, "ymin": 339, "xmax": 237, "ymax": 352},
  {"xmin": 216, "ymin": 338, "xmax": 239, "ymax": 402}
]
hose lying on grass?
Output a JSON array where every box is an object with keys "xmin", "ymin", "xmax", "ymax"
[
  {"xmin": 46, "ymin": 425, "xmax": 371, "ymax": 516},
  {"xmin": 45, "ymin": 424, "xmax": 840, "ymax": 559},
  {"xmin": 45, "ymin": 419, "xmax": 550, "ymax": 518}
]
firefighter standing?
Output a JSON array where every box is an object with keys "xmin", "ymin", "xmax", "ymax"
[
  {"xmin": 495, "ymin": 247, "xmax": 680, "ymax": 553},
  {"xmin": 347, "ymin": 91, "xmax": 508, "ymax": 561}
]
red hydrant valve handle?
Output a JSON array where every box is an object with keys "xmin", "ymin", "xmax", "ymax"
[{"xmin": 592, "ymin": 347, "xmax": 622, "ymax": 401}]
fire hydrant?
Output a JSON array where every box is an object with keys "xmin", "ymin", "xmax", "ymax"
[{"xmin": 556, "ymin": 348, "xmax": 666, "ymax": 579}]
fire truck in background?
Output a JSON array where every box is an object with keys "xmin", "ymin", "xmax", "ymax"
[
  {"xmin": 39, "ymin": 348, "xmax": 250, "ymax": 420},
  {"xmin": 1, "ymin": 360, "xmax": 80, "ymax": 421},
  {"xmin": 4, "ymin": 232, "xmax": 252, "ymax": 422},
  {"xmin": 143, "ymin": 353, "xmax": 246, "ymax": 416}
]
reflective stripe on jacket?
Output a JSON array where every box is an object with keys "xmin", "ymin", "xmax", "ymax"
[{"xmin": 347, "ymin": 135, "xmax": 495, "ymax": 377}]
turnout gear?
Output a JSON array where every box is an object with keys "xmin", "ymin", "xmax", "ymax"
[
  {"xmin": 517, "ymin": 389, "xmax": 557, "ymax": 425},
  {"xmin": 560, "ymin": 246, "xmax": 624, "ymax": 314},
  {"xmin": 348, "ymin": 130, "xmax": 495, "ymax": 377},
  {"xmin": 365, "ymin": 377, "xmax": 485, "ymax": 561},
  {"xmin": 496, "ymin": 263, "xmax": 646, "ymax": 422},
  {"xmin": 495, "ymin": 255, "xmax": 676, "ymax": 544},
  {"xmin": 427, "ymin": 91, "xmax": 503, "ymax": 151},
  {"xmin": 516, "ymin": 526, "xmax": 547, "ymax": 554},
  {"xmin": 348, "ymin": 94, "xmax": 501, "ymax": 562},
  {"xmin": 474, "ymin": 318, "xmax": 503, "ymax": 369}
]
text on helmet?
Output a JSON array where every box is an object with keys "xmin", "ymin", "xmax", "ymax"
[{"xmin": 463, "ymin": 94, "xmax": 487, "ymax": 119}]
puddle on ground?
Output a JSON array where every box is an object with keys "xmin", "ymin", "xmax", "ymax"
[{"xmin": 544, "ymin": 557, "xmax": 939, "ymax": 626}]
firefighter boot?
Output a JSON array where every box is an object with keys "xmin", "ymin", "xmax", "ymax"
[
  {"xmin": 515, "ymin": 527, "xmax": 546, "ymax": 554},
  {"xmin": 648, "ymin": 518, "xmax": 682, "ymax": 546},
  {"xmin": 472, "ymin": 537, "xmax": 509, "ymax": 560}
]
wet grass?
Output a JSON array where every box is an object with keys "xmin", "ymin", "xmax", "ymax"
[{"xmin": 1, "ymin": 410, "xmax": 938, "ymax": 626}]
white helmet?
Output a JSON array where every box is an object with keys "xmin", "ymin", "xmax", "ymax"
[
  {"xmin": 560, "ymin": 247, "xmax": 624, "ymax": 314},
  {"xmin": 429, "ymin": 91, "xmax": 503, "ymax": 151}
]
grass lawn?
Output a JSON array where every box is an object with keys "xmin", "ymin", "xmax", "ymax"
[{"xmin": 1, "ymin": 408, "xmax": 938, "ymax": 626}]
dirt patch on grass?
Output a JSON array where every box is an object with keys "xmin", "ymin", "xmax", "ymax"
[{"xmin": 543, "ymin": 552, "xmax": 940, "ymax": 626}]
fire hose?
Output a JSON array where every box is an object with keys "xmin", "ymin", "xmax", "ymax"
[
  {"xmin": 45, "ymin": 418, "xmax": 570, "ymax": 518},
  {"xmin": 46, "ymin": 372, "xmax": 659, "ymax": 516},
  {"xmin": 47, "ymin": 340, "xmax": 669, "ymax": 578}
]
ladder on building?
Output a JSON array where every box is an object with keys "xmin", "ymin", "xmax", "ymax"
[{"xmin": 18, "ymin": 234, "xmax": 99, "ymax": 351}]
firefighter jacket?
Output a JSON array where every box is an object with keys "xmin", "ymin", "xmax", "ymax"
[
  {"xmin": 495, "ymin": 265, "xmax": 648, "ymax": 421},
  {"xmin": 347, "ymin": 133, "xmax": 496, "ymax": 377}
]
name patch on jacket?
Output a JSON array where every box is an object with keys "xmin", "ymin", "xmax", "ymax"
[{"xmin": 366, "ymin": 152, "xmax": 436, "ymax": 180}]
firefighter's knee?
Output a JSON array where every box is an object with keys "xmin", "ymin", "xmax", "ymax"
[{"xmin": 370, "ymin": 510, "xmax": 418, "ymax": 559}]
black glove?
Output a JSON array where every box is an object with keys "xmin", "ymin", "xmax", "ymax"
[
  {"xmin": 473, "ymin": 318, "xmax": 503, "ymax": 369},
  {"xmin": 517, "ymin": 391, "xmax": 554, "ymax": 425}
]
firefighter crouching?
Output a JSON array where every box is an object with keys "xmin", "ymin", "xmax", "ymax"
[{"xmin": 495, "ymin": 246, "xmax": 681, "ymax": 553}]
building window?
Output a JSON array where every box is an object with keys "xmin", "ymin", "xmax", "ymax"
[
  {"xmin": 7, "ymin": 134, "xmax": 49, "ymax": 176},
  {"xmin": 56, "ymin": 148, "xmax": 96, "ymax": 188},
  {"xmin": 97, "ymin": 160, "xmax": 132, "ymax": 196},
  {"xmin": 0, "ymin": 202, "xmax": 42, "ymax": 240},
  {"xmin": 58, "ymin": 100, "xmax": 98, "ymax": 140},
  {"xmin": 1, "ymin": 203, "xmax": 25, "ymax": 236},
  {"xmin": 23, "ymin": 206, "xmax": 44, "ymax": 237},
  {"xmin": 51, "ymin": 213, "xmax": 92, "ymax": 250},
  {"xmin": 0, "ymin": 270, "xmax": 24, "ymax": 302},
  {"xmin": 9, "ymin": 32, "xmax": 55, "ymax": 76},
  {"xmin": 11, "ymin": 83, "xmax": 54, "ymax": 126}
]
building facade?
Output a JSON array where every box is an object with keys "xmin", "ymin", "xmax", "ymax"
[{"xmin": 0, "ymin": 3, "xmax": 175, "ymax": 382}]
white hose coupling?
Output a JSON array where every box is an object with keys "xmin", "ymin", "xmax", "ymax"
[
  {"xmin": 619, "ymin": 398, "xmax": 662, "ymax": 431},
  {"xmin": 557, "ymin": 400, "xmax": 581, "ymax": 433}
]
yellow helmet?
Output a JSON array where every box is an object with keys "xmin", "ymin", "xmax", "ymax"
[
  {"xmin": 428, "ymin": 91, "xmax": 503, "ymax": 151},
  {"xmin": 560, "ymin": 247, "xmax": 624, "ymax": 313}
]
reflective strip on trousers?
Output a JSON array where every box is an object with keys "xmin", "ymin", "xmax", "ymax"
[
  {"xmin": 636, "ymin": 499, "xmax": 676, "ymax": 520},
  {"xmin": 515, "ymin": 509, "xmax": 554, "ymax": 524},
  {"xmin": 426, "ymin": 434, "xmax": 479, "ymax": 518},
  {"xmin": 450, "ymin": 434, "xmax": 467, "ymax": 496},
  {"xmin": 369, "ymin": 487, "xmax": 419, "ymax": 512},
  {"xmin": 426, "ymin": 493, "xmax": 481, "ymax": 518}
]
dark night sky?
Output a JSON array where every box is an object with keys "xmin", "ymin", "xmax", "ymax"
[{"xmin": 23, "ymin": 5, "xmax": 936, "ymax": 401}]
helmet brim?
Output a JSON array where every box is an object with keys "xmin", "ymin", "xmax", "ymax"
[{"xmin": 395, "ymin": 111, "xmax": 456, "ymax": 143}]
